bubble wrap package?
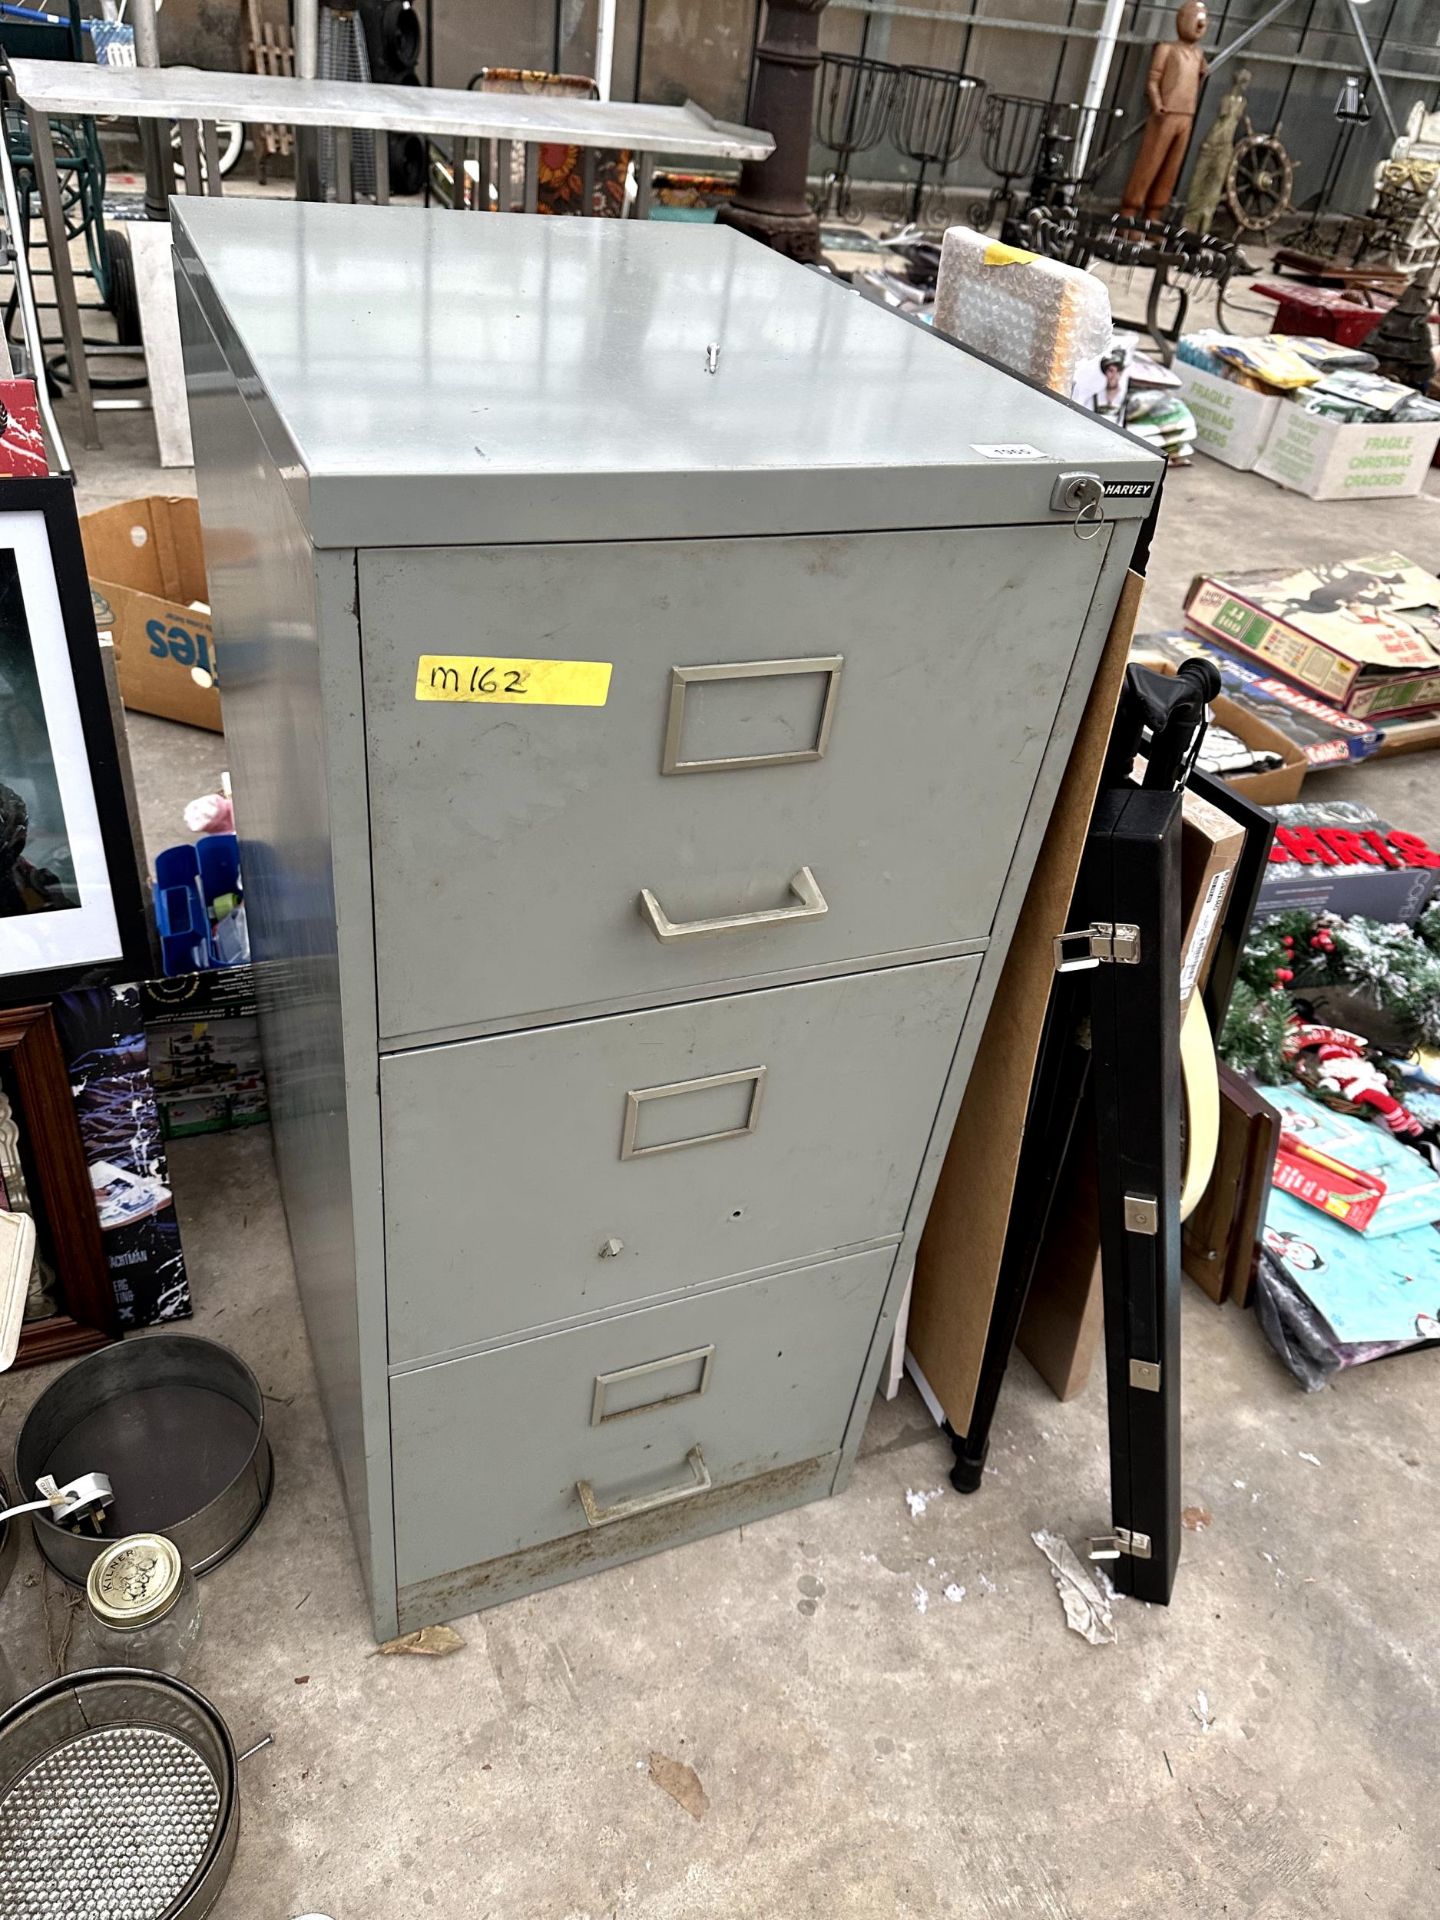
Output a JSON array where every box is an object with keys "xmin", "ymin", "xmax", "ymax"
[{"xmin": 933, "ymin": 226, "xmax": 1112, "ymax": 395}]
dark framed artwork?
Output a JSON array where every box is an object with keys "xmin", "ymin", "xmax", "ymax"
[
  {"xmin": 0, "ymin": 1002, "xmax": 118, "ymax": 1367},
  {"xmin": 0, "ymin": 477, "xmax": 151, "ymax": 1004}
]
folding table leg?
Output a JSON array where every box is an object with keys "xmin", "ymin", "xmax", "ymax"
[
  {"xmin": 201, "ymin": 120, "xmax": 224, "ymax": 195},
  {"xmin": 25, "ymin": 108, "xmax": 98, "ymax": 449},
  {"xmin": 634, "ymin": 151, "xmax": 654, "ymax": 219},
  {"xmin": 178, "ymin": 120, "xmax": 203, "ymax": 195}
]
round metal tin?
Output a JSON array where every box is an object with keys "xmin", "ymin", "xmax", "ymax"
[
  {"xmin": 16, "ymin": 1336, "xmax": 273, "ymax": 1589},
  {"xmin": 0, "ymin": 1667, "xmax": 240, "ymax": 1920}
]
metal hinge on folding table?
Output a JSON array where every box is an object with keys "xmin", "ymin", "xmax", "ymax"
[
  {"xmin": 1088, "ymin": 1526, "xmax": 1153, "ymax": 1562},
  {"xmin": 1052, "ymin": 921, "xmax": 1142, "ymax": 973}
]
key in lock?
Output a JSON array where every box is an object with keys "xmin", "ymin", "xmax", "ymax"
[{"xmin": 1050, "ymin": 470, "xmax": 1106, "ymax": 539}]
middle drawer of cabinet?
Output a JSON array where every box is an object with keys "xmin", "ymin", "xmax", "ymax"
[{"xmin": 382, "ymin": 954, "xmax": 979, "ymax": 1363}]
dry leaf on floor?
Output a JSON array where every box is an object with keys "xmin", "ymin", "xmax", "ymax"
[
  {"xmin": 1182, "ymin": 1506, "xmax": 1212, "ymax": 1532},
  {"xmin": 375, "ymin": 1624, "xmax": 466, "ymax": 1658},
  {"xmin": 648, "ymin": 1751, "xmax": 709, "ymax": 1820}
]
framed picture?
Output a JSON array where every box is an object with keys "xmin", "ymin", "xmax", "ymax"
[
  {"xmin": 0, "ymin": 477, "xmax": 150, "ymax": 1003},
  {"xmin": 0, "ymin": 1001, "xmax": 118, "ymax": 1367}
]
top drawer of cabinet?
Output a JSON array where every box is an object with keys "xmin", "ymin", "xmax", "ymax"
[{"xmin": 358, "ymin": 526, "xmax": 1107, "ymax": 1041}]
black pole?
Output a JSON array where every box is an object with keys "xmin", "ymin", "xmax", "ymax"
[{"xmin": 718, "ymin": 0, "xmax": 831, "ymax": 262}]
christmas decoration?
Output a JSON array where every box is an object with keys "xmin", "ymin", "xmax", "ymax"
[
  {"xmin": 1283, "ymin": 1019, "xmax": 1432, "ymax": 1140},
  {"xmin": 1220, "ymin": 906, "xmax": 1440, "ymax": 1086}
]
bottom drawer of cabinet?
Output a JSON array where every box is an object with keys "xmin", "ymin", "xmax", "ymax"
[{"xmin": 390, "ymin": 1244, "xmax": 895, "ymax": 1591}]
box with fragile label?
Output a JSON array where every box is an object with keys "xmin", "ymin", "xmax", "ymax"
[
  {"xmin": 81, "ymin": 495, "xmax": 221, "ymax": 731},
  {"xmin": 1174, "ymin": 362, "xmax": 1280, "ymax": 470},
  {"xmin": 1254, "ymin": 403, "xmax": 1440, "ymax": 500},
  {"xmin": 1184, "ymin": 555, "xmax": 1440, "ymax": 720}
]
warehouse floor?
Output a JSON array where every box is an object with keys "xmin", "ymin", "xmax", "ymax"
[{"xmin": 3, "ymin": 352, "xmax": 1439, "ymax": 1916}]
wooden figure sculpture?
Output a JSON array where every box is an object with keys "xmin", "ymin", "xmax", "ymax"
[
  {"xmin": 1121, "ymin": 0, "xmax": 1209, "ymax": 223},
  {"xmin": 1184, "ymin": 65, "xmax": 1249, "ymax": 232}
]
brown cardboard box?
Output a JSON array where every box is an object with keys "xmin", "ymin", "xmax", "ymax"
[
  {"xmin": 1179, "ymin": 789, "xmax": 1246, "ymax": 1012},
  {"xmin": 82, "ymin": 496, "xmax": 221, "ymax": 732},
  {"xmin": 1211, "ymin": 690, "xmax": 1307, "ymax": 805}
]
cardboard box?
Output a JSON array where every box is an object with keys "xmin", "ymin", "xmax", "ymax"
[
  {"xmin": 1258, "ymin": 802, "xmax": 1440, "ymax": 925},
  {"xmin": 1208, "ymin": 690, "xmax": 1308, "ymax": 805},
  {"xmin": 1133, "ymin": 631, "xmax": 1383, "ymax": 769},
  {"xmin": 1255, "ymin": 403, "xmax": 1440, "ymax": 500},
  {"xmin": 82, "ymin": 495, "xmax": 221, "ymax": 732},
  {"xmin": 1174, "ymin": 361, "xmax": 1280, "ymax": 470},
  {"xmin": 1184, "ymin": 557, "xmax": 1440, "ymax": 720},
  {"xmin": 1180, "ymin": 789, "xmax": 1246, "ymax": 1010},
  {"xmin": 0, "ymin": 377, "xmax": 48, "ymax": 476},
  {"xmin": 141, "ymin": 965, "xmax": 269, "ymax": 1138}
]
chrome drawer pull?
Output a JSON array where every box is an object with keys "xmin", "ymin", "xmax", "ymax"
[
  {"xmin": 576, "ymin": 1445, "xmax": 711, "ymax": 1528},
  {"xmin": 637, "ymin": 867, "xmax": 828, "ymax": 942}
]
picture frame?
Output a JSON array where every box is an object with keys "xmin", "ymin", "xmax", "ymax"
[
  {"xmin": 0, "ymin": 476, "xmax": 151, "ymax": 1004},
  {"xmin": 0, "ymin": 1001, "xmax": 118, "ymax": 1367}
]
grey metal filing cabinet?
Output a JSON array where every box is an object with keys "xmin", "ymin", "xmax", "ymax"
[{"xmin": 173, "ymin": 199, "xmax": 1163, "ymax": 1640}]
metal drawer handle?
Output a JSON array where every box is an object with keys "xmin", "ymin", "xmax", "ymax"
[
  {"xmin": 637, "ymin": 867, "xmax": 828, "ymax": 942},
  {"xmin": 576, "ymin": 1445, "xmax": 711, "ymax": 1528}
]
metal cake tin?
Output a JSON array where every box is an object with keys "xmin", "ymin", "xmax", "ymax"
[
  {"xmin": 0, "ymin": 1667, "xmax": 239, "ymax": 1919},
  {"xmin": 16, "ymin": 1335, "xmax": 273, "ymax": 1587}
]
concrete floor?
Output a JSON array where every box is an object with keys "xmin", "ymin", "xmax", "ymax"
[{"xmin": 3, "ymin": 303, "xmax": 1440, "ymax": 1917}]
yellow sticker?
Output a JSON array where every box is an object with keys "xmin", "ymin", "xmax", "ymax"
[
  {"xmin": 415, "ymin": 656, "xmax": 612, "ymax": 706},
  {"xmin": 982, "ymin": 240, "xmax": 1038, "ymax": 267}
]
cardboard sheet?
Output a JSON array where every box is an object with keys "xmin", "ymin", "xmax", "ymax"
[{"xmin": 907, "ymin": 571, "xmax": 1142, "ymax": 1434}]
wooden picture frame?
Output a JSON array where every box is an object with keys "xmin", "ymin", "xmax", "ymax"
[{"xmin": 0, "ymin": 1002, "xmax": 117, "ymax": 1367}]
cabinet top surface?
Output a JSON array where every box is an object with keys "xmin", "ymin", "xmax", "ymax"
[{"xmin": 173, "ymin": 199, "xmax": 1161, "ymax": 547}]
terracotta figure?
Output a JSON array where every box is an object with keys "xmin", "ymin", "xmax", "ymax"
[{"xmin": 1121, "ymin": 0, "xmax": 1210, "ymax": 222}]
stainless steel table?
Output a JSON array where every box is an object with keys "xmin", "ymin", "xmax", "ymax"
[{"xmin": 6, "ymin": 58, "xmax": 773, "ymax": 448}]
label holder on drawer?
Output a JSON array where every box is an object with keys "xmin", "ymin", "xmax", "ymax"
[
  {"xmin": 591, "ymin": 1345, "xmax": 716, "ymax": 1425},
  {"xmin": 662, "ymin": 656, "xmax": 844, "ymax": 775},
  {"xmin": 621, "ymin": 1065, "xmax": 767, "ymax": 1159}
]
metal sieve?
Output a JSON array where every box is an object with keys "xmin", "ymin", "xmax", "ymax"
[{"xmin": 0, "ymin": 1668, "xmax": 239, "ymax": 1920}]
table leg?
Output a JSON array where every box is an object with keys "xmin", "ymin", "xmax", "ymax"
[
  {"xmin": 522, "ymin": 143, "xmax": 539, "ymax": 215},
  {"xmin": 178, "ymin": 120, "xmax": 203, "ymax": 196},
  {"xmin": 335, "ymin": 127, "xmax": 354, "ymax": 205},
  {"xmin": 373, "ymin": 131, "xmax": 390, "ymax": 206},
  {"xmin": 201, "ymin": 120, "xmax": 224, "ymax": 196},
  {"xmin": 452, "ymin": 138, "xmax": 468, "ymax": 210},
  {"xmin": 634, "ymin": 151, "xmax": 654, "ymax": 221},
  {"xmin": 472, "ymin": 139, "xmax": 490, "ymax": 211},
  {"xmin": 581, "ymin": 148, "xmax": 597, "ymax": 217},
  {"xmin": 25, "ymin": 108, "xmax": 98, "ymax": 450}
]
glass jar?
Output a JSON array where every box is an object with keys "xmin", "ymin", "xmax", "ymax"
[{"xmin": 84, "ymin": 1534, "xmax": 202, "ymax": 1677}]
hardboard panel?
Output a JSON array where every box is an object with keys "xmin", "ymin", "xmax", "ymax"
[
  {"xmin": 382, "ymin": 956, "xmax": 979, "ymax": 1363},
  {"xmin": 390, "ymin": 1246, "xmax": 895, "ymax": 1590},
  {"xmin": 906, "ymin": 571, "xmax": 1141, "ymax": 1433},
  {"xmin": 358, "ymin": 525, "xmax": 1107, "ymax": 1042}
]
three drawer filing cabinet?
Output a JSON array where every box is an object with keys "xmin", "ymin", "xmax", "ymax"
[{"xmin": 174, "ymin": 200, "xmax": 1163, "ymax": 1638}]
